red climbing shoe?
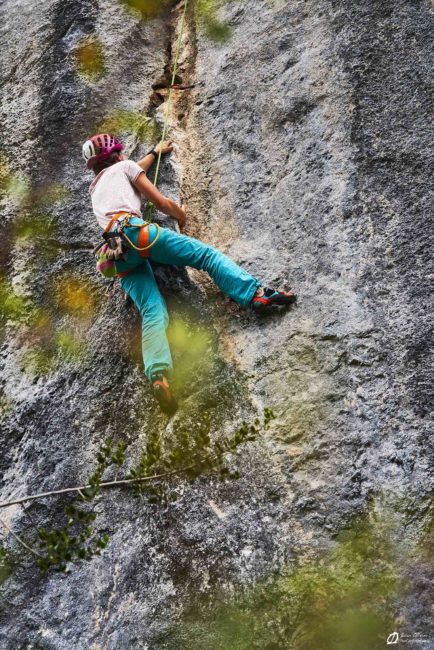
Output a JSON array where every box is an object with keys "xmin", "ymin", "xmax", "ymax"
[
  {"xmin": 152, "ymin": 373, "xmax": 178, "ymax": 415},
  {"xmin": 251, "ymin": 287, "xmax": 297, "ymax": 312}
]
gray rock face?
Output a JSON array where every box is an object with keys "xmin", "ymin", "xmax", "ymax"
[{"xmin": 0, "ymin": 0, "xmax": 433, "ymax": 648}]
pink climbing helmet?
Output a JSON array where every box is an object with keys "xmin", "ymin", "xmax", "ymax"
[{"xmin": 82, "ymin": 133, "xmax": 124, "ymax": 169}]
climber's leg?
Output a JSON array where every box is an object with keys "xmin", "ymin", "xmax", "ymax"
[
  {"xmin": 147, "ymin": 225, "xmax": 261, "ymax": 307},
  {"xmin": 120, "ymin": 261, "xmax": 173, "ymax": 382}
]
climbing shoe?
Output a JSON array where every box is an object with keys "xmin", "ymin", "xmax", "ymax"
[
  {"xmin": 152, "ymin": 373, "xmax": 178, "ymax": 415},
  {"xmin": 251, "ymin": 287, "xmax": 297, "ymax": 312}
]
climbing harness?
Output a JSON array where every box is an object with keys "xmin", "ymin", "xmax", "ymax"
[
  {"xmin": 94, "ymin": 211, "xmax": 161, "ymax": 278},
  {"xmin": 93, "ymin": 0, "xmax": 189, "ymax": 279},
  {"xmin": 114, "ymin": 214, "xmax": 161, "ymax": 254}
]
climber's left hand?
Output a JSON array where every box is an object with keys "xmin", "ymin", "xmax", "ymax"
[{"xmin": 155, "ymin": 140, "xmax": 174, "ymax": 155}]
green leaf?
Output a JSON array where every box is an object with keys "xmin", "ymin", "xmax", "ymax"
[{"xmin": 38, "ymin": 528, "xmax": 48, "ymax": 541}]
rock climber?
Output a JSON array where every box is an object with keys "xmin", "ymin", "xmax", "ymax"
[{"xmin": 83, "ymin": 133, "xmax": 296, "ymax": 415}]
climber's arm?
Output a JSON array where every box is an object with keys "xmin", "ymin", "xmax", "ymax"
[
  {"xmin": 136, "ymin": 152, "xmax": 156, "ymax": 173},
  {"xmin": 132, "ymin": 172, "xmax": 186, "ymax": 227},
  {"xmin": 136, "ymin": 140, "xmax": 174, "ymax": 173}
]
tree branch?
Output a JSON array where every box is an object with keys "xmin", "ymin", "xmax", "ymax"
[
  {"xmin": 0, "ymin": 463, "xmax": 198, "ymax": 510},
  {"xmin": 0, "ymin": 517, "xmax": 43, "ymax": 558}
]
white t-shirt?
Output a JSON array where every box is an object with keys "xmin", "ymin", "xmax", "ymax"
[{"xmin": 89, "ymin": 160, "xmax": 144, "ymax": 230}]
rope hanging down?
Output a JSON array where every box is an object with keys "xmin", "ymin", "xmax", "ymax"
[
  {"xmin": 147, "ymin": 0, "xmax": 189, "ymax": 215},
  {"xmin": 106, "ymin": 0, "xmax": 189, "ymax": 256},
  {"xmin": 93, "ymin": 5, "xmax": 189, "ymax": 258}
]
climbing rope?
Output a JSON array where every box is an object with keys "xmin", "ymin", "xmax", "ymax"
[
  {"xmin": 120, "ymin": 222, "xmax": 161, "ymax": 252},
  {"xmin": 133, "ymin": 0, "xmax": 190, "ymax": 251},
  {"xmin": 97, "ymin": 0, "xmax": 189, "ymax": 259},
  {"xmin": 152, "ymin": 0, "xmax": 189, "ymax": 191}
]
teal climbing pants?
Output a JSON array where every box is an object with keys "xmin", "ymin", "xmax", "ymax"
[{"xmin": 114, "ymin": 219, "xmax": 260, "ymax": 381}]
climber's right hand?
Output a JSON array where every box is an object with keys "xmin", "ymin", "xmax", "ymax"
[{"xmin": 176, "ymin": 204, "xmax": 186, "ymax": 228}]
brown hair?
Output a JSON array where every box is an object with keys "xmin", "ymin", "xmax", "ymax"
[{"xmin": 93, "ymin": 153, "xmax": 121, "ymax": 176}]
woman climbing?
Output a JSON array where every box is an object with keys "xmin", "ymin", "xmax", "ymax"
[{"xmin": 84, "ymin": 133, "xmax": 296, "ymax": 415}]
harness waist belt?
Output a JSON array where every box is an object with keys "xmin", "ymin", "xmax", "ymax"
[
  {"xmin": 104, "ymin": 210, "xmax": 141, "ymax": 234},
  {"xmin": 102, "ymin": 211, "xmax": 159, "ymax": 279}
]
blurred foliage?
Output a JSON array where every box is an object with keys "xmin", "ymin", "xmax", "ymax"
[
  {"xmin": 0, "ymin": 277, "xmax": 32, "ymax": 325},
  {"xmin": 0, "ymin": 154, "xmax": 10, "ymax": 195},
  {"xmin": 0, "ymin": 156, "xmax": 90, "ymax": 377},
  {"xmin": 19, "ymin": 276, "xmax": 96, "ymax": 374},
  {"xmin": 0, "ymin": 278, "xmax": 50, "ymax": 367},
  {"xmin": 419, "ymin": 506, "xmax": 434, "ymax": 563},
  {"xmin": 27, "ymin": 183, "xmax": 70, "ymax": 209},
  {"xmin": 195, "ymin": 0, "xmax": 232, "ymax": 42},
  {"xmin": 95, "ymin": 109, "xmax": 160, "ymax": 143},
  {"xmin": 21, "ymin": 346, "xmax": 56, "ymax": 376},
  {"xmin": 27, "ymin": 310, "xmax": 53, "ymax": 348},
  {"xmin": 0, "ymin": 274, "xmax": 92, "ymax": 375},
  {"xmin": 116, "ymin": 0, "xmax": 231, "ymax": 42},
  {"xmin": 0, "ymin": 154, "xmax": 68, "ymax": 209},
  {"xmin": 167, "ymin": 317, "xmax": 212, "ymax": 389},
  {"xmin": 12, "ymin": 212, "xmax": 60, "ymax": 262},
  {"xmin": 0, "ymin": 394, "xmax": 14, "ymax": 421},
  {"xmin": 119, "ymin": 0, "xmax": 172, "ymax": 20},
  {"xmin": 20, "ymin": 331, "xmax": 88, "ymax": 378},
  {"xmin": 12, "ymin": 214, "xmax": 58, "ymax": 242},
  {"xmin": 75, "ymin": 35, "xmax": 106, "ymax": 82},
  {"xmin": 2, "ymin": 174, "xmax": 29, "ymax": 206},
  {"xmin": 399, "ymin": 494, "xmax": 434, "ymax": 565},
  {"xmin": 55, "ymin": 329, "xmax": 88, "ymax": 363},
  {"xmin": 55, "ymin": 276, "xmax": 99, "ymax": 321},
  {"xmin": 165, "ymin": 505, "xmax": 403, "ymax": 650},
  {"xmin": 0, "ymin": 545, "xmax": 13, "ymax": 585},
  {"xmin": 0, "ymin": 154, "xmax": 29, "ymax": 204}
]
